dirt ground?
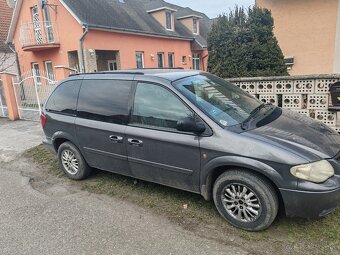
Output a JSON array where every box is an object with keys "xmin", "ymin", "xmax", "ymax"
[{"xmin": 25, "ymin": 145, "xmax": 340, "ymax": 255}]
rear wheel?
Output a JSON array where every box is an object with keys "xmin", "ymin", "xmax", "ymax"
[
  {"xmin": 213, "ymin": 170, "xmax": 279, "ymax": 231},
  {"xmin": 57, "ymin": 142, "xmax": 92, "ymax": 180}
]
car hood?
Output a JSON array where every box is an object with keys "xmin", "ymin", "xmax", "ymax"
[{"xmin": 243, "ymin": 110, "xmax": 340, "ymax": 161}]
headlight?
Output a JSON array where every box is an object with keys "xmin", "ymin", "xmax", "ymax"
[{"xmin": 290, "ymin": 160, "xmax": 334, "ymax": 183}]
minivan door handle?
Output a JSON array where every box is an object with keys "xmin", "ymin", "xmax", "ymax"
[
  {"xmin": 128, "ymin": 138, "xmax": 143, "ymax": 147},
  {"xmin": 109, "ymin": 135, "xmax": 124, "ymax": 143}
]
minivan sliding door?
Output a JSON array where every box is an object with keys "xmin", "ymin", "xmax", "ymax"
[{"xmin": 75, "ymin": 79, "xmax": 133, "ymax": 175}]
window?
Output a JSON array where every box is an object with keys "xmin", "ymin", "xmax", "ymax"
[
  {"xmin": 32, "ymin": 63, "xmax": 41, "ymax": 84},
  {"xmin": 108, "ymin": 60, "xmax": 118, "ymax": 70},
  {"xmin": 42, "ymin": 4, "xmax": 54, "ymax": 42},
  {"xmin": 31, "ymin": 6, "xmax": 42, "ymax": 44},
  {"xmin": 131, "ymin": 82, "xmax": 193, "ymax": 130},
  {"xmin": 166, "ymin": 10, "xmax": 172, "ymax": 30},
  {"xmin": 192, "ymin": 54, "xmax": 200, "ymax": 70},
  {"xmin": 174, "ymin": 74, "xmax": 263, "ymax": 127},
  {"xmin": 44, "ymin": 61, "xmax": 54, "ymax": 81},
  {"xmin": 284, "ymin": 56, "xmax": 294, "ymax": 71},
  {"xmin": 158, "ymin": 52, "xmax": 164, "ymax": 68},
  {"xmin": 168, "ymin": 53, "xmax": 174, "ymax": 68},
  {"xmin": 77, "ymin": 80, "xmax": 132, "ymax": 124},
  {"xmin": 193, "ymin": 17, "xmax": 198, "ymax": 34},
  {"xmin": 136, "ymin": 52, "xmax": 144, "ymax": 69},
  {"xmin": 45, "ymin": 80, "xmax": 81, "ymax": 115},
  {"xmin": 182, "ymin": 56, "xmax": 187, "ymax": 64}
]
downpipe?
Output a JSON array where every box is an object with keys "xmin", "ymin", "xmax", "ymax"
[{"xmin": 79, "ymin": 24, "xmax": 89, "ymax": 73}]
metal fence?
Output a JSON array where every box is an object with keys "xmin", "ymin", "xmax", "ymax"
[
  {"xmin": 228, "ymin": 74, "xmax": 340, "ymax": 132},
  {"xmin": 12, "ymin": 70, "xmax": 57, "ymax": 121},
  {"xmin": 0, "ymin": 79, "xmax": 8, "ymax": 118}
]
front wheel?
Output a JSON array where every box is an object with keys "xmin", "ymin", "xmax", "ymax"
[{"xmin": 213, "ymin": 170, "xmax": 279, "ymax": 231}]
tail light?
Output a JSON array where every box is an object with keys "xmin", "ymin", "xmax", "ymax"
[{"xmin": 40, "ymin": 113, "xmax": 47, "ymax": 128}]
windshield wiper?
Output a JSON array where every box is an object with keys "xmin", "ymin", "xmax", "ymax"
[{"xmin": 241, "ymin": 104, "xmax": 266, "ymax": 130}]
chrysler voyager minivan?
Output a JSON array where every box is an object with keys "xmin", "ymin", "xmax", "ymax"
[{"xmin": 42, "ymin": 70, "xmax": 340, "ymax": 231}]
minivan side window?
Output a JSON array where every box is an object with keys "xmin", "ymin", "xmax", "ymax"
[
  {"xmin": 45, "ymin": 80, "xmax": 81, "ymax": 115},
  {"xmin": 131, "ymin": 82, "xmax": 193, "ymax": 130},
  {"xmin": 77, "ymin": 79, "xmax": 132, "ymax": 124}
]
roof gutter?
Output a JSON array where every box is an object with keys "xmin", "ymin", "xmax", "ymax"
[
  {"xmin": 86, "ymin": 24, "xmax": 194, "ymax": 41},
  {"xmin": 79, "ymin": 24, "xmax": 89, "ymax": 73},
  {"xmin": 6, "ymin": 0, "xmax": 23, "ymax": 44}
]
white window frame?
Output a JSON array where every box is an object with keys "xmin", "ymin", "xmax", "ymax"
[
  {"xmin": 31, "ymin": 6, "xmax": 42, "ymax": 45},
  {"xmin": 166, "ymin": 10, "xmax": 173, "ymax": 31},
  {"xmin": 32, "ymin": 62, "xmax": 42, "ymax": 85},
  {"xmin": 192, "ymin": 54, "xmax": 201, "ymax": 70},
  {"xmin": 135, "ymin": 52, "xmax": 145, "ymax": 69},
  {"xmin": 44, "ymin": 61, "xmax": 55, "ymax": 81},
  {"xmin": 107, "ymin": 60, "xmax": 118, "ymax": 70},
  {"xmin": 193, "ymin": 17, "xmax": 198, "ymax": 35},
  {"xmin": 42, "ymin": 4, "xmax": 54, "ymax": 43},
  {"xmin": 168, "ymin": 52, "xmax": 174, "ymax": 68},
  {"xmin": 158, "ymin": 52, "xmax": 164, "ymax": 68},
  {"xmin": 182, "ymin": 56, "xmax": 187, "ymax": 65}
]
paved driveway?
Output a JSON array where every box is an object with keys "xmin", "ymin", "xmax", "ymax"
[
  {"xmin": 0, "ymin": 118, "xmax": 248, "ymax": 255},
  {"xmin": 0, "ymin": 118, "xmax": 43, "ymax": 162}
]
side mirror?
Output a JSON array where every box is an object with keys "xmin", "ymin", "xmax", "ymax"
[{"xmin": 177, "ymin": 116, "xmax": 206, "ymax": 134}]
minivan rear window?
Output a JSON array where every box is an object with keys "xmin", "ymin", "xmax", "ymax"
[
  {"xmin": 45, "ymin": 80, "xmax": 81, "ymax": 115},
  {"xmin": 77, "ymin": 79, "xmax": 132, "ymax": 124}
]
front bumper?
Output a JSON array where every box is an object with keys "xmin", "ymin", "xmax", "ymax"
[{"xmin": 280, "ymin": 177, "xmax": 340, "ymax": 218}]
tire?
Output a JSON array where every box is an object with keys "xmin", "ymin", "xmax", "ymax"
[
  {"xmin": 213, "ymin": 169, "xmax": 279, "ymax": 231},
  {"xmin": 57, "ymin": 142, "xmax": 92, "ymax": 180}
]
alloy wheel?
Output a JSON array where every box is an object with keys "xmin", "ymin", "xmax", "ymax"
[
  {"xmin": 221, "ymin": 183, "xmax": 262, "ymax": 222},
  {"xmin": 61, "ymin": 149, "xmax": 79, "ymax": 175}
]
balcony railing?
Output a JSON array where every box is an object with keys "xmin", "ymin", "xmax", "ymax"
[{"xmin": 19, "ymin": 21, "xmax": 60, "ymax": 51}]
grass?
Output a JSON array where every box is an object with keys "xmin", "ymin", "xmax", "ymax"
[{"xmin": 25, "ymin": 145, "xmax": 340, "ymax": 255}]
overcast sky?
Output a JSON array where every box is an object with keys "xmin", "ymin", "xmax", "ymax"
[{"xmin": 167, "ymin": 0, "xmax": 255, "ymax": 18}]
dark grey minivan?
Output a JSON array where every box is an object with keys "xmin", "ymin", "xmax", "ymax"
[{"xmin": 42, "ymin": 69, "xmax": 340, "ymax": 231}]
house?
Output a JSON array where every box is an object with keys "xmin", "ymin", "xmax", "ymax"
[
  {"xmin": 256, "ymin": 0, "xmax": 340, "ymax": 75},
  {"xmin": 0, "ymin": 0, "xmax": 16, "ymax": 74},
  {"xmin": 6, "ymin": 0, "xmax": 211, "ymax": 80}
]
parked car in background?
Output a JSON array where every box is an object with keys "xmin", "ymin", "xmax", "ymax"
[{"xmin": 41, "ymin": 69, "xmax": 340, "ymax": 231}]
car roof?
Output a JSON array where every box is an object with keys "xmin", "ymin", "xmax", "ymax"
[{"xmin": 69, "ymin": 69, "xmax": 202, "ymax": 82}]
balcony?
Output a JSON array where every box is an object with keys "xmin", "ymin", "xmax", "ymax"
[{"xmin": 19, "ymin": 22, "xmax": 60, "ymax": 52}]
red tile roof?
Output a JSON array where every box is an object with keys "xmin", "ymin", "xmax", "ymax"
[{"xmin": 0, "ymin": 0, "xmax": 13, "ymax": 52}]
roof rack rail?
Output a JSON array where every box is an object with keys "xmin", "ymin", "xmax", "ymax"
[{"xmin": 69, "ymin": 71, "xmax": 145, "ymax": 77}]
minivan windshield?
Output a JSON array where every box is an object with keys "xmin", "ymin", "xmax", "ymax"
[{"xmin": 173, "ymin": 74, "xmax": 263, "ymax": 127}]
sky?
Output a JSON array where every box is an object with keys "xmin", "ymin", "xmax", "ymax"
[{"xmin": 166, "ymin": 0, "xmax": 255, "ymax": 18}]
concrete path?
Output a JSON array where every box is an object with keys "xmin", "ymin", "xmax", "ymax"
[
  {"xmin": 0, "ymin": 118, "xmax": 248, "ymax": 255},
  {"xmin": 0, "ymin": 118, "xmax": 43, "ymax": 162}
]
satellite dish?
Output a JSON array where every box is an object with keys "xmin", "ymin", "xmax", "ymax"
[{"xmin": 38, "ymin": 0, "xmax": 46, "ymax": 7}]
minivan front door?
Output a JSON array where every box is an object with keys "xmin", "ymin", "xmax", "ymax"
[
  {"xmin": 126, "ymin": 82, "xmax": 201, "ymax": 192},
  {"xmin": 76, "ymin": 79, "xmax": 133, "ymax": 175}
]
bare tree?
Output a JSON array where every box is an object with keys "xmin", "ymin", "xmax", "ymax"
[{"xmin": 0, "ymin": 51, "xmax": 16, "ymax": 73}]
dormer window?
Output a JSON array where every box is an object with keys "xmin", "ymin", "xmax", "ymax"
[
  {"xmin": 193, "ymin": 17, "xmax": 198, "ymax": 34},
  {"xmin": 177, "ymin": 15, "xmax": 202, "ymax": 35},
  {"xmin": 166, "ymin": 10, "xmax": 172, "ymax": 30},
  {"xmin": 147, "ymin": 7, "xmax": 177, "ymax": 31}
]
